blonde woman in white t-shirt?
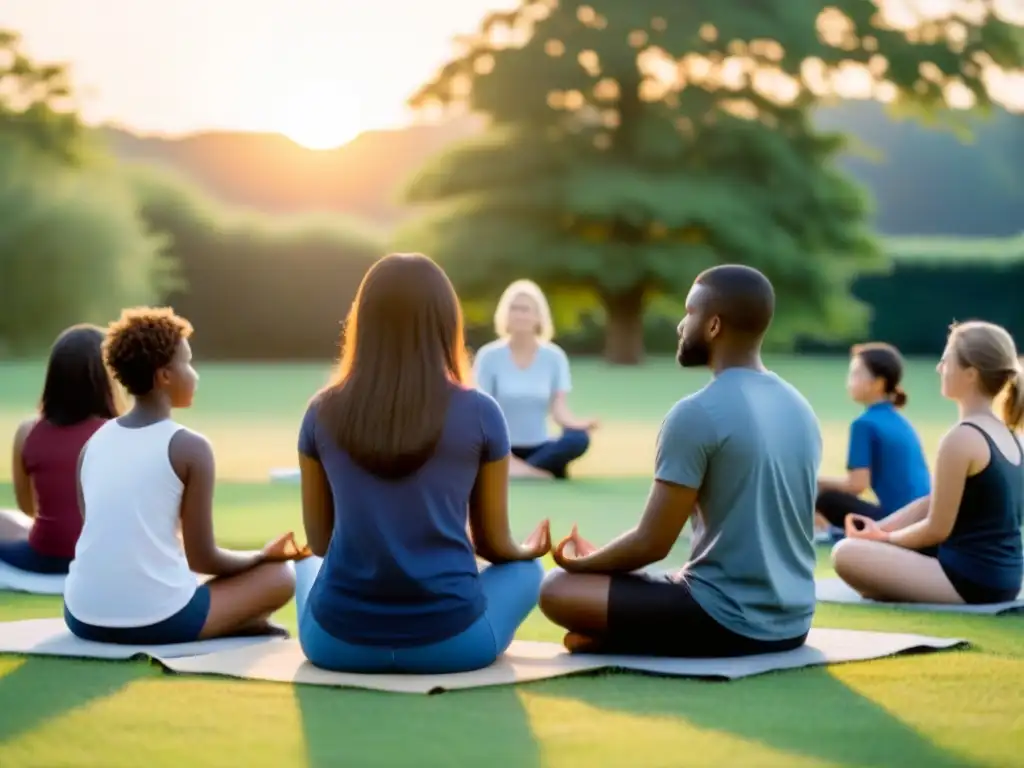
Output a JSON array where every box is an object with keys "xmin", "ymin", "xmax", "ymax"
[{"xmin": 64, "ymin": 307, "xmax": 306, "ymax": 645}]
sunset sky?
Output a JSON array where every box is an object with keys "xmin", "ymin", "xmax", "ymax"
[
  {"xmin": 2, "ymin": 0, "xmax": 1022, "ymax": 149},
  {"xmin": 2, "ymin": 0, "xmax": 501, "ymax": 148}
]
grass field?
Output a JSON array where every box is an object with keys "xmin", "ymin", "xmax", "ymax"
[{"xmin": 1, "ymin": 356, "xmax": 1021, "ymax": 768}]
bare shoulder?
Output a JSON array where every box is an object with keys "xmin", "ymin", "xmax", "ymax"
[
  {"xmin": 12, "ymin": 417, "xmax": 39, "ymax": 449},
  {"xmin": 168, "ymin": 427, "xmax": 215, "ymax": 480},
  {"xmin": 938, "ymin": 422, "xmax": 988, "ymax": 460},
  {"xmin": 15, "ymin": 417, "xmax": 38, "ymax": 436}
]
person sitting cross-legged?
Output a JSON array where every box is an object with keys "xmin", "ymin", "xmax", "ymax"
[
  {"xmin": 473, "ymin": 279, "xmax": 597, "ymax": 480},
  {"xmin": 833, "ymin": 321, "xmax": 1023, "ymax": 605},
  {"xmin": 815, "ymin": 342, "xmax": 931, "ymax": 540},
  {"xmin": 296, "ymin": 254, "xmax": 549, "ymax": 675},
  {"xmin": 540, "ymin": 265, "xmax": 822, "ymax": 658},
  {"xmin": 64, "ymin": 308, "xmax": 301, "ymax": 645},
  {"xmin": 0, "ymin": 325, "xmax": 121, "ymax": 579}
]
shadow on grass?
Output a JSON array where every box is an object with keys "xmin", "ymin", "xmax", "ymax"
[
  {"xmin": 296, "ymin": 684, "xmax": 541, "ymax": 768},
  {"xmin": 528, "ymin": 663, "xmax": 981, "ymax": 768},
  {"xmin": 0, "ymin": 656, "xmax": 149, "ymax": 743}
]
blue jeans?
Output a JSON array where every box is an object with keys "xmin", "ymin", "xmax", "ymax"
[
  {"xmin": 512, "ymin": 428, "xmax": 590, "ymax": 479},
  {"xmin": 296, "ymin": 557, "xmax": 543, "ymax": 674}
]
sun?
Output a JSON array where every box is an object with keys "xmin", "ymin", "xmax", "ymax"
[
  {"xmin": 285, "ymin": 117, "xmax": 361, "ymax": 150},
  {"xmin": 277, "ymin": 80, "xmax": 363, "ymax": 150}
]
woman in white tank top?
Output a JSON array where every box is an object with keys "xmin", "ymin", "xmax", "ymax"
[{"xmin": 64, "ymin": 307, "xmax": 309, "ymax": 645}]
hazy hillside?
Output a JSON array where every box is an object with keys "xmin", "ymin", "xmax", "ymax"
[
  {"xmin": 98, "ymin": 117, "xmax": 481, "ymax": 227},
  {"xmin": 97, "ymin": 103, "xmax": 1023, "ymax": 236},
  {"xmin": 818, "ymin": 103, "xmax": 1023, "ymax": 237}
]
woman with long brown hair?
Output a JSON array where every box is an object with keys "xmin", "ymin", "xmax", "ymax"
[{"xmin": 296, "ymin": 253, "xmax": 550, "ymax": 674}]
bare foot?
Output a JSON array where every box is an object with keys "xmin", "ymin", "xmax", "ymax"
[
  {"xmin": 563, "ymin": 631, "xmax": 604, "ymax": 654},
  {"xmin": 232, "ymin": 619, "xmax": 291, "ymax": 639}
]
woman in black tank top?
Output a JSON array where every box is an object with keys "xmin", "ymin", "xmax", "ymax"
[{"xmin": 832, "ymin": 321, "xmax": 1024, "ymax": 605}]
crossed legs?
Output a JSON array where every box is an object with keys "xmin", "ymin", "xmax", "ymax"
[
  {"xmin": 831, "ymin": 538, "xmax": 963, "ymax": 604},
  {"xmin": 199, "ymin": 562, "xmax": 297, "ymax": 639},
  {"xmin": 539, "ymin": 570, "xmax": 612, "ymax": 652},
  {"xmin": 540, "ymin": 568, "xmax": 808, "ymax": 657},
  {"xmin": 512, "ymin": 429, "xmax": 591, "ymax": 480}
]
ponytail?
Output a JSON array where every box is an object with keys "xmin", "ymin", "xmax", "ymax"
[
  {"xmin": 891, "ymin": 385, "xmax": 908, "ymax": 408},
  {"xmin": 1003, "ymin": 367, "xmax": 1024, "ymax": 432}
]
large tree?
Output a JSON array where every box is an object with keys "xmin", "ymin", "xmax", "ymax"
[{"xmin": 394, "ymin": 1, "xmax": 1024, "ymax": 363}]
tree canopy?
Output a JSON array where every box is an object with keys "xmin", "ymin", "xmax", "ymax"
[
  {"xmin": 124, "ymin": 164, "xmax": 384, "ymax": 360},
  {"xmin": 0, "ymin": 31, "xmax": 169, "ymax": 354},
  {"xmin": 395, "ymin": 1, "xmax": 1024, "ymax": 362},
  {"xmin": 0, "ymin": 29, "xmax": 85, "ymax": 164},
  {"xmin": 0, "ymin": 139, "xmax": 173, "ymax": 355}
]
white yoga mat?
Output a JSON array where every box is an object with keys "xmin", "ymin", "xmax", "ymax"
[
  {"xmin": 159, "ymin": 628, "xmax": 966, "ymax": 694},
  {"xmin": 0, "ymin": 618, "xmax": 286, "ymax": 660},
  {"xmin": 269, "ymin": 468, "xmax": 300, "ymax": 484},
  {"xmin": 816, "ymin": 577, "xmax": 1024, "ymax": 614},
  {"xmin": 0, "ymin": 560, "xmax": 66, "ymax": 595}
]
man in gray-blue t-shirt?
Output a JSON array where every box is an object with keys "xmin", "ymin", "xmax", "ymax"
[{"xmin": 539, "ymin": 265, "xmax": 822, "ymax": 657}]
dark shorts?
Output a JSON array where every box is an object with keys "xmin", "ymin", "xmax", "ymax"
[
  {"xmin": 0, "ymin": 540, "xmax": 72, "ymax": 575},
  {"xmin": 606, "ymin": 572, "xmax": 808, "ymax": 658},
  {"xmin": 65, "ymin": 585, "xmax": 212, "ymax": 645},
  {"xmin": 929, "ymin": 556, "xmax": 1021, "ymax": 605}
]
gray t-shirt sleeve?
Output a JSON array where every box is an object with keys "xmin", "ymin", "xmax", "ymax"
[
  {"xmin": 473, "ymin": 347, "xmax": 497, "ymax": 397},
  {"xmin": 654, "ymin": 397, "xmax": 718, "ymax": 489},
  {"xmin": 552, "ymin": 345, "xmax": 572, "ymax": 393}
]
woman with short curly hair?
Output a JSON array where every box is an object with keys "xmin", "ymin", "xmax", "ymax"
[{"xmin": 63, "ymin": 307, "xmax": 304, "ymax": 645}]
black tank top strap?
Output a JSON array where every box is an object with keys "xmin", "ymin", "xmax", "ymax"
[
  {"xmin": 958, "ymin": 421, "xmax": 1023, "ymax": 466},
  {"xmin": 957, "ymin": 421, "xmax": 991, "ymax": 443}
]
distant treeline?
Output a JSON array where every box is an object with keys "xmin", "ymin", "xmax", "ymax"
[
  {"xmin": 139, "ymin": 178, "xmax": 1020, "ymax": 359},
  {"xmin": 0, "ymin": 135, "xmax": 383, "ymax": 358},
  {"xmin": 2, "ymin": 146, "xmax": 1019, "ymax": 360},
  {"xmin": 99, "ymin": 103, "xmax": 1024, "ymax": 238},
  {"xmin": 126, "ymin": 166, "xmax": 380, "ymax": 360},
  {"xmin": 541, "ymin": 235, "xmax": 1024, "ymax": 359}
]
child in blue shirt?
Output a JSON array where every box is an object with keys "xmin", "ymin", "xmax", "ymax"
[{"xmin": 817, "ymin": 343, "xmax": 931, "ymax": 532}]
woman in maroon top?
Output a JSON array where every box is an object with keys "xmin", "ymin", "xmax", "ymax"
[{"xmin": 0, "ymin": 325, "xmax": 122, "ymax": 574}]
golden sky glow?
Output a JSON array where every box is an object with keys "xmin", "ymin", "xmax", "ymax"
[
  {"xmin": 2, "ymin": 0, "xmax": 1022, "ymax": 149},
  {"xmin": 2, "ymin": 0, "xmax": 500, "ymax": 148}
]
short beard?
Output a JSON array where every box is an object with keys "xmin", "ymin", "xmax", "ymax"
[{"xmin": 677, "ymin": 338, "xmax": 710, "ymax": 368}]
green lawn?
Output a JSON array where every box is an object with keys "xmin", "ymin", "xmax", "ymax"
[{"xmin": 2, "ymin": 357, "xmax": 1022, "ymax": 768}]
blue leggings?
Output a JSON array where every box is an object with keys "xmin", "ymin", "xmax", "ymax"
[
  {"xmin": 512, "ymin": 428, "xmax": 590, "ymax": 479},
  {"xmin": 296, "ymin": 557, "xmax": 544, "ymax": 674}
]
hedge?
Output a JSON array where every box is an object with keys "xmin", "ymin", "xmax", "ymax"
[
  {"xmin": 125, "ymin": 165, "xmax": 383, "ymax": 360},
  {"xmin": 799, "ymin": 235, "xmax": 1024, "ymax": 356},
  {"xmin": 531, "ymin": 235, "xmax": 1024, "ymax": 358},
  {"xmin": 110, "ymin": 168, "xmax": 1022, "ymax": 363}
]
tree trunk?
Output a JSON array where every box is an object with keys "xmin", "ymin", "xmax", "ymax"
[{"xmin": 602, "ymin": 287, "xmax": 646, "ymax": 365}]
